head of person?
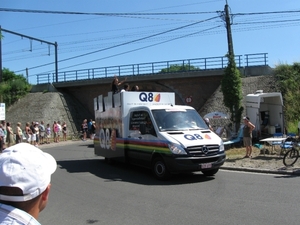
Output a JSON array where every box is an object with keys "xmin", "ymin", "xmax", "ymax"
[
  {"xmin": 243, "ymin": 116, "xmax": 250, "ymax": 123},
  {"xmin": 17, "ymin": 122, "xmax": 21, "ymax": 127},
  {"xmin": 0, "ymin": 143, "xmax": 57, "ymax": 218},
  {"xmin": 131, "ymin": 85, "xmax": 139, "ymax": 91},
  {"xmin": 112, "ymin": 77, "xmax": 119, "ymax": 85},
  {"xmin": 123, "ymin": 83, "xmax": 130, "ymax": 91}
]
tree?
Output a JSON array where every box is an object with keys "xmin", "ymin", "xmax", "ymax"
[
  {"xmin": 0, "ymin": 68, "xmax": 31, "ymax": 106},
  {"xmin": 221, "ymin": 54, "xmax": 243, "ymax": 132},
  {"xmin": 274, "ymin": 63, "xmax": 300, "ymax": 125},
  {"xmin": 159, "ymin": 64, "xmax": 199, "ymax": 73}
]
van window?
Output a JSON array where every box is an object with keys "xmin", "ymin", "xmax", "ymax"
[
  {"xmin": 152, "ymin": 109, "xmax": 207, "ymax": 131},
  {"xmin": 129, "ymin": 111, "xmax": 155, "ymax": 135}
]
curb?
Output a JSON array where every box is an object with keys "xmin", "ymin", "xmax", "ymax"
[{"xmin": 221, "ymin": 166, "xmax": 300, "ymax": 176}]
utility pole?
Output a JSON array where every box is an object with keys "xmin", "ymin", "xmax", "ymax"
[
  {"xmin": 0, "ymin": 28, "xmax": 58, "ymax": 82},
  {"xmin": 224, "ymin": 0, "xmax": 234, "ymax": 56}
]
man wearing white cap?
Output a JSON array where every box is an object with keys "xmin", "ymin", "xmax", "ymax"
[{"xmin": 0, "ymin": 143, "xmax": 57, "ymax": 224}]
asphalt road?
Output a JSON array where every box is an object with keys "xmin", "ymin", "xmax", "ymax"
[{"xmin": 39, "ymin": 141, "xmax": 300, "ymax": 225}]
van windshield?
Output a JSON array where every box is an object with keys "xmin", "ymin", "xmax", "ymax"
[{"xmin": 152, "ymin": 109, "xmax": 208, "ymax": 131}]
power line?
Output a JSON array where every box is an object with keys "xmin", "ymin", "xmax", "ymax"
[{"xmin": 0, "ymin": 8, "xmax": 217, "ymax": 15}]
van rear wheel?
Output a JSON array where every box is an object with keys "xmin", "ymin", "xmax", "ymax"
[
  {"xmin": 152, "ymin": 157, "xmax": 170, "ymax": 180},
  {"xmin": 202, "ymin": 168, "xmax": 219, "ymax": 176}
]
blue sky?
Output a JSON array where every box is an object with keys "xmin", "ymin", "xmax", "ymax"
[{"xmin": 1, "ymin": 0, "xmax": 300, "ymax": 84}]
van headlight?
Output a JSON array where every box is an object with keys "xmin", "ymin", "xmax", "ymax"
[
  {"xmin": 168, "ymin": 143, "xmax": 187, "ymax": 155},
  {"xmin": 219, "ymin": 142, "xmax": 225, "ymax": 152}
]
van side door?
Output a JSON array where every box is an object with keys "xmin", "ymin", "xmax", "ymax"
[{"xmin": 128, "ymin": 110, "xmax": 157, "ymax": 167}]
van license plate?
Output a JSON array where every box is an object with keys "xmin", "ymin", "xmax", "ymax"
[{"xmin": 201, "ymin": 163, "xmax": 212, "ymax": 169}]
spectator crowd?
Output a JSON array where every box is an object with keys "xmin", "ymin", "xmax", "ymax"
[{"xmin": 0, "ymin": 119, "xmax": 97, "ymax": 152}]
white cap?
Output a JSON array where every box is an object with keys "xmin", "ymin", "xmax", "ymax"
[
  {"xmin": 0, "ymin": 143, "xmax": 57, "ymax": 202},
  {"xmin": 204, "ymin": 118, "xmax": 209, "ymax": 123}
]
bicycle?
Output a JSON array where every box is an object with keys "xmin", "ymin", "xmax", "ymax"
[
  {"xmin": 71, "ymin": 131, "xmax": 83, "ymax": 141},
  {"xmin": 282, "ymin": 137, "xmax": 300, "ymax": 167}
]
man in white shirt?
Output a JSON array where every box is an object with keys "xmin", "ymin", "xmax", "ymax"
[{"xmin": 0, "ymin": 143, "xmax": 57, "ymax": 225}]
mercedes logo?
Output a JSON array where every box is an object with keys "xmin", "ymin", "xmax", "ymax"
[{"xmin": 202, "ymin": 146, "xmax": 209, "ymax": 154}]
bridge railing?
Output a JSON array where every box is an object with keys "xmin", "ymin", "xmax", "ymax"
[{"xmin": 36, "ymin": 53, "xmax": 268, "ymax": 84}]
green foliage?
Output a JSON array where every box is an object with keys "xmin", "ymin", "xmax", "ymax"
[
  {"xmin": 0, "ymin": 68, "xmax": 31, "ymax": 106},
  {"xmin": 159, "ymin": 64, "xmax": 199, "ymax": 73},
  {"xmin": 221, "ymin": 55, "xmax": 243, "ymax": 132},
  {"xmin": 274, "ymin": 63, "xmax": 300, "ymax": 129}
]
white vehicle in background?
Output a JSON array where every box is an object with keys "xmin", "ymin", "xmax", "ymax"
[{"xmin": 93, "ymin": 91, "xmax": 225, "ymax": 180}]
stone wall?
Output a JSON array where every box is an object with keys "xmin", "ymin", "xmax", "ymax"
[{"xmin": 6, "ymin": 92, "xmax": 92, "ymax": 135}]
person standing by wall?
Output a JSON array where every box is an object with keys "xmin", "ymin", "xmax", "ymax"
[
  {"xmin": 15, "ymin": 122, "xmax": 23, "ymax": 144},
  {"xmin": 88, "ymin": 119, "xmax": 93, "ymax": 139},
  {"xmin": 1, "ymin": 121, "xmax": 7, "ymax": 146},
  {"xmin": 243, "ymin": 116, "xmax": 255, "ymax": 158},
  {"xmin": 6, "ymin": 122, "xmax": 15, "ymax": 147},
  {"xmin": 0, "ymin": 124, "xmax": 5, "ymax": 152},
  {"xmin": 39, "ymin": 121, "xmax": 46, "ymax": 144},
  {"xmin": 90, "ymin": 121, "xmax": 96, "ymax": 139},
  {"xmin": 56, "ymin": 121, "xmax": 62, "ymax": 143},
  {"xmin": 30, "ymin": 122, "xmax": 37, "ymax": 146},
  {"xmin": 25, "ymin": 122, "xmax": 32, "ymax": 143},
  {"xmin": 34, "ymin": 122, "xmax": 40, "ymax": 146},
  {"xmin": 53, "ymin": 121, "xmax": 59, "ymax": 143},
  {"xmin": 0, "ymin": 143, "xmax": 57, "ymax": 224},
  {"xmin": 62, "ymin": 122, "xmax": 67, "ymax": 141},
  {"xmin": 81, "ymin": 119, "xmax": 88, "ymax": 141},
  {"xmin": 46, "ymin": 123, "xmax": 51, "ymax": 144}
]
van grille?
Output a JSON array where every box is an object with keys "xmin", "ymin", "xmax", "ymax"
[{"xmin": 186, "ymin": 145, "xmax": 220, "ymax": 157}]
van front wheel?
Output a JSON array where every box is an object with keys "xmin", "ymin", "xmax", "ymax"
[{"xmin": 152, "ymin": 157, "xmax": 170, "ymax": 180}]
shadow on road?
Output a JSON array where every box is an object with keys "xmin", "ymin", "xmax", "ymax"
[{"xmin": 57, "ymin": 158, "xmax": 215, "ymax": 185}]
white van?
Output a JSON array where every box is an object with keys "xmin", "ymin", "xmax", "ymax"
[{"xmin": 94, "ymin": 91, "xmax": 225, "ymax": 179}]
